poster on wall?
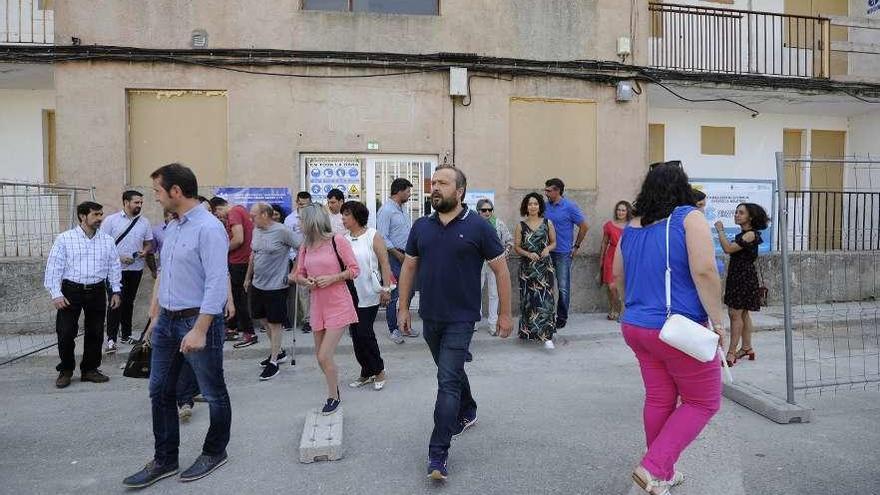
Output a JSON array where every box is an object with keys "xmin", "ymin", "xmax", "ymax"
[
  {"xmin": 305, "ymin": 157, "xmax": 362, "ymax": 202},
  {"xmin": 463, "ymin": 189, "xmax": 495, "ymax": 210},
  {"xmin": 690, "ymin": 178, "xmax": 775, "ymax": 255},
  {"xmin": 213, "ymin": 187, "xmax": 293, "ymax": 215}
]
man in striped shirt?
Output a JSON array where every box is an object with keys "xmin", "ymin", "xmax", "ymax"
[{"xmin": 44, "ymin": 201, "xmax": 122, "ymax": 389}]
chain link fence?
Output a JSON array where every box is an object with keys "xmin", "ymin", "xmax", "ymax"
[{"xmin": 776, "ymin": 153, "xmax": 880, "ymax": 399}]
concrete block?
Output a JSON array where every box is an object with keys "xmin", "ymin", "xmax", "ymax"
[
  {"xmin": 298, "ymin": 408, "xmax": 344, "ymax": 463},
  {"xmin": 723, "ymin": 381, "xmax": 812, "ymax": 424}
]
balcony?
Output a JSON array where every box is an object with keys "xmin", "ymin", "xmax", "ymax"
[
  {"xmin": 648, "ymin": 2, "xmax": 831, "ymax": 79},
  {"xmin": 1, "ymin": 0, "xmax": 53, "ymax": 45}
]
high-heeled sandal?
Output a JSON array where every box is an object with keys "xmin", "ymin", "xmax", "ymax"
[
  {"xmin": 725, "ymin": 351, "xmax": 737, "ymax": 367},
  {"xmin": 632, "ymin": 466, "xmax": 671, "ymax": 495},
  {"xmin": 736, "ymin": 347, "xmax": 756, "ymax": 361}
]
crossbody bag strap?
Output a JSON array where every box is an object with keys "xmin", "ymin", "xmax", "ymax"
[
  {"xmin": 665, "ymin": 209, "xmax": 673, "ymax": 319},
  {"xmin": 115, "ymin": 215, "xmax": 140, "ymax": 245}
]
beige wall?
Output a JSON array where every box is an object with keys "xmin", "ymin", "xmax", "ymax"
[
  {"xmin": 54, "ymin": 62, "xmax": 646, "ymax": 251},
  {"xmin": 55, "ymin": 0, "xmax": 649, "ymax": 64}
]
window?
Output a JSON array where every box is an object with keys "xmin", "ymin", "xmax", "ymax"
[
  {"xmin": 302, "ymin": 0, "xmax": 439, "ymax": 15},
  {"xmin": 648, "ymin": 124, "xmax": 665, "ymax": 164},
  {"xmin": 509, "ymin": 97, "xmax": 597, "ymax": 190},
  {"xmin": 700, "ymin": 126, "xmax": 735, "ymax": 156}
]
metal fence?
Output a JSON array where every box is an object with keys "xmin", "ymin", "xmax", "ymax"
[
  {"xmin": 0, "ymin": 181, "xmax": 95, "ymax": 257},
  {"xmin": 0, "ymin": 0, "xmax": 53, "ymax": 44},
  {"xmin": 649, "ymin": 2, "xmax": 831, "ymax": 78},
  {"xmin": 776, "ymin": 154, "xmax": 880, "ymax": 400}
]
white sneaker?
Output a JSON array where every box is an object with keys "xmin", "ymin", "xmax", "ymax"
[
  {"xmin": 390, "ymin": 329, "xmax": 405, "ymax": 344},
  {"xmin": 105, "ymin": 339, "xmax": 117, "ymax": 354},
  {"xmin": 178, "ymin": 403, "xmax": 193, "ymax": 422},
  {"xmin": 544, "ymin": 340, "xmax": 555, "ymax": 350}
]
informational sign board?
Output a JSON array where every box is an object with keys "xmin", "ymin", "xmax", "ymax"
[
  {"xmin": 305, "ymin": 157, "xmax": 362, "ymax": 202},
  {"xmin": 463, "ymin": 189, "xmax": 495, "ymax": 210},
  {"xmin": 213, "ymin": 187, "xmax": 292, "ymax": 215},
  {"xmin": 690, "ymin": 178, "xmax": 775, "ymax": 255}
]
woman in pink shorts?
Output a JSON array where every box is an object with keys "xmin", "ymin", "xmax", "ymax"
[{"xmin": 289, "ymin": 204, "xmax": 359, "ymax": 415}]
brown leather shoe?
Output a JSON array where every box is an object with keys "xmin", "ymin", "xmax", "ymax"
[
  {"xmin": 55, "ymin": 371, "xmax": 72, "ymax": 388},
  {"xmin": 81, "ymin": 369, "xmax": 110, "ymax": 383}
]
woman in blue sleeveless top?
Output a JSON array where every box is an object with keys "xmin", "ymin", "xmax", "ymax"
[{"xmin": 613, "ymin": 161, "xmax": 727, "ymax": 495}]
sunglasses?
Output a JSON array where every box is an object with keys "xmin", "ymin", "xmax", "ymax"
[
  {"xmin": 479, "ymin": 208, "xmax": 493, "ymax": 213},
  {"xmin": 649, "ymin": 160, "xmax": 683, "ymax": 170}
]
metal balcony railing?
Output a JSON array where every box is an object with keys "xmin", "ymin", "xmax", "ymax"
[
  {"xmin": 1, "ymin": 0, "xmax": 53, "ymax": 45},
  {"xmin": 649, "ymin": 2, "xmax": 831, "ymax": 79}
]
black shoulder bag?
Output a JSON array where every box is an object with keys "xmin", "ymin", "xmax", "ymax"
[
  {"xmin": 115, "ymin": 215, "xmax": 141, "ymax": 245},
  {"xmin": 123, "ymin": 319, "xmax": 152, "ymax": 379},
  {"xmin": 330, "ymin": 236, "xmax": 359, "ymax": 307}
]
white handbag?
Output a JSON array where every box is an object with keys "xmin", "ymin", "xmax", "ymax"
[{"xmin": 657, "ymin": 209, "xmax": 728, "ymax": 371}]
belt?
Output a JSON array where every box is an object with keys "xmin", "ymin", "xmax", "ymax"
[
  {"xmin": 161, "ymin": 307, "xmax": 201, "ymax": 320},
  {"xmin": 62, "ymin": 280, "xmax": 104, "ymax": 291}
]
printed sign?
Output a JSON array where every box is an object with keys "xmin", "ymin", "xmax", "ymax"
[
  {"xmin": 690, "ymin": 179, "xmax": 775, "ymax": 255},
  {"xmin": 305, "ymin": 157, "xmax": 362, "ymax": 202},
  {"xmin": 463, "ymin": 189, "xmax": 495, "ymax": 209},
  {"xmin": 213, "ymin": 187, "xmax": 293, "ymax": 216}
]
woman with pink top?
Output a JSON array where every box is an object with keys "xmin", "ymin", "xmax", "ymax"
[
  {"xmin": 613, "ymin": 161, "xmax": 726, "ymax": 494},
  {"xmin": 289, "ymin": 204, "xmax": 360, "ymax": 415}
]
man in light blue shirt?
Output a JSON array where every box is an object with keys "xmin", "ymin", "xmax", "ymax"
[
  {"xmin": 543, "ymin": 178, "xmax": 589, "ymax": 329},
  {"xmin": 124, "ymin": 163, "xmax": 231, "ymax": 489},
  {"xmin": 376, "ymin": 177, "xmax": 418, "ymax": 342}
]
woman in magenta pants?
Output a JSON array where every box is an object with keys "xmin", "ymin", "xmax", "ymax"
[{"xmin": 613, "ymin": 161, "xmax": 727, "ymax": 495}]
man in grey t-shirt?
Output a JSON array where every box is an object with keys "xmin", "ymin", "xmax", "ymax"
[{"xmin": 245, "ymin": 203, "xmax": 300, "ymax": 380}]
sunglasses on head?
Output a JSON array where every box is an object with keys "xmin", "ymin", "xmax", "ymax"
[{"xmin": 649, "ymin": 160, "xmax": 683, "ymax": 170}]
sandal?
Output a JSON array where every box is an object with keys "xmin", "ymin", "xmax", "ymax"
[{"xmin": 735, "ymin": 347, "xmax": 756, "ymax": 361}]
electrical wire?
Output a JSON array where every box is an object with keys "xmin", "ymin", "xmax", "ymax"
[
  {"xmin": 643, "ymin": 75, "xmax": 761, "ymax": 117},
  {"xmin": 155, "ymin": 55, "xmax": 449, "ymax": 78}
]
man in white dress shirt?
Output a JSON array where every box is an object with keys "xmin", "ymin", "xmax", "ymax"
[
  {"xmin": 44, "ymin": 201, "xmax": 122, "ymax": 388},
  {"xmin": 100, "ymin": 190, "xmax": 153, "ymax": 352}
]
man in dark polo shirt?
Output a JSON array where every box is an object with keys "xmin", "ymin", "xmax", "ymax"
[{"xmin": 397, "ymin": 165, "xmax": 513, "ymax": 482}]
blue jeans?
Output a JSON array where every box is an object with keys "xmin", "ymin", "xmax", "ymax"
[
  {"xmin": 149, "ymin": 311, "xmax": 231, "ymax": 467},
  {"xmin": 422, "ymin": 320, "xmax": 478, "ymax": 459},
  {"xmin": 176, "ymin": 361, "xmax": 200, "ymax": 407},
  {"xmin": 551, "ymin": 252, "xmax": 572, "ymax": 325},
  {"xmin": 386, "ymin": 254, "xmax": 414, "ymax": 334}
]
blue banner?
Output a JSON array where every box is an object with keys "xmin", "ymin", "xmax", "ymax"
[{"xmin": 213, "ymin": 187, "xmax": 293, "ymax": 217}]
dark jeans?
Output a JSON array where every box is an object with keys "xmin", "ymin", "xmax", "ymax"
[
  {"xmin": 149, "ymin": 311, "xmax": 231, "ymax": 467},
  {"xmin": 349, "ymin": 305, "xmax": 384, "ymax": 378},
  {"xmin": 550, "ymin": 252, "xmax": 572, "ymax": 325},
  {"xmin": 227, "ymin": 263, "xmax": 253, "ymax": 333},
  {"xmin": 386, "ymin": 254, "xmax": 414, "ymax": 334},
  {"xmin": 56, "ymin": 281, "xmax": 106, "ymax": 373},
  {"xmin": 106, "ymin": 269, "xmax": 143, "ymax": 341},
  {"xmin": 176, "ymin": 360, "xmax": 200, "ymax": 407},
  {"xmin": 422, "ymin": 320, "xmax": 478, "ymax": 459}
]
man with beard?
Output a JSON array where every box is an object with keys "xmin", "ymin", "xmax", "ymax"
[
  {"xmin": 397, "ymin": 165, "xmax": 513, "ymax": 481},
  {"xmin": 44, "ymin": 201, "xmax": 122, "ymax": 388},
  {"xmin": 100, "ymin": 190, "xmax": 154, "ymax": 351}
]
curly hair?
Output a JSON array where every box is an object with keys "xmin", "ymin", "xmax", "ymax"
[
  {"xmin": 519, "ymin": 192, "xmax": 545, "ymax": 217},
  {"xmin": 632, "ymin": 161, "xmax": 695, "ymax": 226},
  {"xmin": 738, "ymin": 202, "xmax": 769, "ymax": 231}
]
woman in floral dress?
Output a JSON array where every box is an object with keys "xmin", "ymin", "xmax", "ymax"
[{"xmin": 513, "ymin": 192, "xmax": 557, "ymax": 349}]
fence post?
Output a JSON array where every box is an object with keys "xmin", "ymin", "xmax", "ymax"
[
  {"xmin": 820, "ymin": 19, "xmax": 831, "ymax": 78},
  {"xmin": 775, "ymin": 152, "xmax": 796, "ymax": 404}
]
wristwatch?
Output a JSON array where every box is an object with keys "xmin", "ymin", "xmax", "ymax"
[{"xmin": 381, "ymin": 284, "xmax": 397, "ymax": 293}]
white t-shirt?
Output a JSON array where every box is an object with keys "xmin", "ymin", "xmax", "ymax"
[{"xmin": 345, "ymin": 228, "xmax": 381, "ymax": 308}]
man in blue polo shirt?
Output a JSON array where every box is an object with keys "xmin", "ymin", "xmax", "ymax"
[
  {"xmin": 543, "ymin": 178, "xmax": 589, "ymax": 329},
  {"xmin": 397, "ymin": 165, "xmax": 513, "ymax": 482}
]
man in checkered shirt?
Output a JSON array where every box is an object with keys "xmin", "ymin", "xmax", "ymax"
[{"xmin": 44, "ymin": 201, "xmax": 122, "ymax": 389}]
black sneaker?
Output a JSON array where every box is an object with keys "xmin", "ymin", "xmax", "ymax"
[
  {"xmin": 555, "ymin": 319, "xmax": 567, "ymax": 329},
  {"xmin": 426, "ymin": 456, "xmax": 448, "ymax": 481},
  {"xmin": 232, "ymin": 333, "xmax": 258, "ymax": 348},
  {"xmin": 224, "ymin": 329, "xmax": 239, "ymax": 341},
  {"xmin": 259, "ymin": 362, "xmax": 280, "ymax": 381},
  {"xmin": 122, "ymin": 460, "xmax": 179, "ymax": 488},
  {"xmin": 451, "ymin": 413, "xmax": 478, "ymax": 438},
  {"xmin": 290, "ymin": 359, "xmax": 296, "ymax": 367},
  {"xmin": 301, "ymin": 322, "xmax": 312, "ymax": 334},
  {"xmin": 321, "ymin": 397, "xmax": 341, "ymax": 415},
  {"xmin": 120, "ymin": 336, "xmax": 138, "ymax": 345},
  {"xmin": 259, "ymin": 349, "xmax": 287, "ymax": 367},
  {"xmin": 179, "ymin": 452, "xmax": 228, "ymax": 483}
]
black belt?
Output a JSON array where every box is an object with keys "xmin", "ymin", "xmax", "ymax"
[
  {"xmin": 62, "ymin": 280, "xmax": 104, "ymax": 291},
  {"xmin": 161, "ymin": 307, "xmax": 201, "ymax": 320}
]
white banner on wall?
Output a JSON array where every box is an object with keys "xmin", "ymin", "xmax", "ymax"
[
  {"xmin": 690, "ymin": 178, "xmax": 776, "ymax": 255},
  {"xmin": 463, "ymin": 189, "xmax": 495, "ymax": 209}
]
